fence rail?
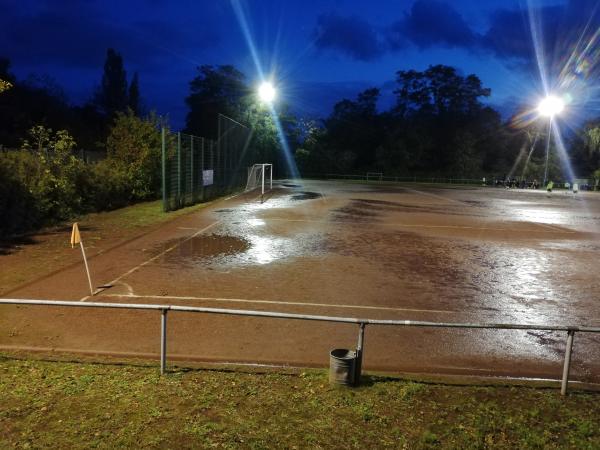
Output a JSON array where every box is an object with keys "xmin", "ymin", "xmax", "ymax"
[
  {"xmin": 304, "ymin": 173, "xmax": 600, "ymax": 189},
  {"xmin": 306, "ymin": 173, "xmax": 486, "ymax": 185},
  {"xmin": 1, "ymin": 298, "xmax": 599, "ymax": 395}
]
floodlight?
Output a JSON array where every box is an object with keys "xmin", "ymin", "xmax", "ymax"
[
  {"xmin": 258, "ymin": 81, "xmax": 276, "ymax": 103},
  {"xmin": 538, "ymin": 95, "xmax": 564, "ymax": 118}
]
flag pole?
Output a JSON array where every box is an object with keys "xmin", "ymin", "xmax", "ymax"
[
  {"xmin": 79, "ymin": 240, "xmax": 94, "ymax": 295},
  {"xmin": 71, "ymin": 223, "xmax": 94, "ymax": 296}
]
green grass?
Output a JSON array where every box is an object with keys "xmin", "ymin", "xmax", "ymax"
[{"xmin": 1, "ymin": 355, "xmax": 598, "ymax": 449}]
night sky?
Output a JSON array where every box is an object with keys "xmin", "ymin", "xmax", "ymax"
[{"xmin": 2, "ymin": 0, "xmax": 598, "ymax": 129}]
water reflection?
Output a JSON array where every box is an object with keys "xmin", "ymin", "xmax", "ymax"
[{"xmin": 512, "ymin": 207, "xmax": 570, "ymax": 225}]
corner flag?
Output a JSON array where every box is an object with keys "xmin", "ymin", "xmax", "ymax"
[
  {"xmin": 70, "ymin": 222, "xmax": 93, "ymax": 295},
  {"xmin": 71, "ymin": 223, "xmax": 81, "ymax": 248}
]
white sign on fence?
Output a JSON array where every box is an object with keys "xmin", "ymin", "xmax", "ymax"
[{"xmin": 203, "ymin": 170, "xmax": 214, "ymax": 186}]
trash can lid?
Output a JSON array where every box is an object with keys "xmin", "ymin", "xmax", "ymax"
[{"xmin": 330, "ymin": 348, "xmax": 356, "ymax": 359}]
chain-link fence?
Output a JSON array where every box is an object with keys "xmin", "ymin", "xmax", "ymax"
[{"xmin": 161, "ymin": 114, "xmax": 251, "ymax": 212}]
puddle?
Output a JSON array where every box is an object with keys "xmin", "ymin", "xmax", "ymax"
[
  {"xmin": 161, "ymin": 235, "xmax": 250, "ymax": 262},
  {"xmin": 281, "ymin": 183, "xmax": 302, "ymax": 188},
  {"xmin": 290, "ymin": 191, "xmax": 322, "ymax": 201},
  {"xmin": 158, "ymin": 230, "xmax": 325, "ymax": 268}
]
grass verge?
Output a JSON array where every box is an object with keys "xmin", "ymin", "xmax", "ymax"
[{"xmin": 0, "ymin": 355, "xmax": 599, "ymax": 449}]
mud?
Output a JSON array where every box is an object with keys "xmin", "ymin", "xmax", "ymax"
[
  {"xmin": 290, "ymin": 191, "xmax": 323, "ymax": 201},
  {"xmin": 161, "ymin": 235, "xmax": 250, "ymax": 266},
  {"xmin": 2, "ymin": 180, "xmax": 600, "ymax": 383}
]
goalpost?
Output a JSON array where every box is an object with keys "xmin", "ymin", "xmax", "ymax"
[
  {"xmin": 246, "ymin": 163, "xmax": 273, "ymax": 202},
  {"xmin": 366, "ymin": 172, "xmax": 383, "ymax": 182}
]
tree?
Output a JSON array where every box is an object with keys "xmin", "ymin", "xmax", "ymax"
[
  {"xmin": 94, "ymin": 48, "xmax": 128, "ymax": 117},
  {"xmin": 0, "ymin": 61, "xmax": 74, "ymax": 148},
  {"xmin": 568, "ymin": 119, "xmax": 600, "ymax": 178},
  {"xmin": 106, "ymin": 109, "xmax": 163, "ymax": 199},
  {"xmin": 324, "ymin": 88, "xmax": 383, "ymax": 171},
  {"xmin": 391, "ymin": 65, "xmax": 495, "ymax": 175},
  {"xmin": 394, "ymin": 65, "xmax": 490, "ymax": 118},
  {"xmin": 128, "ymin": 72, "xmax": 141, "ymax": 116},
  {"xmin": 0, "ymin": 79, "xmax": 11, "ymax": 93},
  {"xmin": 184, "ymin": 65, "xmax": 249, "ymax": 138},
  {"xmin": 17, "ymin": 126, "xmax": 82, "ymax": 221}
]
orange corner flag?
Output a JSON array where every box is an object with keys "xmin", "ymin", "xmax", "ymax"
[{"xmin": 70, "ymin": 222, "xmax": 81, "ymax": 248}]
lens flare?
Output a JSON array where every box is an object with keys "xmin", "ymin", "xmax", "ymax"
[
  {"xmin": 258, "ymin": 82, "xmax": 276, "ymax": 103},
  {"xmin": 538, "ymin": 95, "xmax": 565, "ymax": 117}
]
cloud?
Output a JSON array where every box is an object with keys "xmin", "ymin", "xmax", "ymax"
[
  {"xmin": 313, "ymin": 13, "xmax": 385, "ymax": 61},
  {"xmin": 480, "ymin": 9, "xmax": 531, "ymax": 60},
  {"xmin": 388, "ymin": 0, "xmax": 478, "ymax": 50},
  {"xmin": 311, "ymin": 0, "xmax": 600, "ymax": 78}
]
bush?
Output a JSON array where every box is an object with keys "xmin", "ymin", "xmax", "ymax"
[
  {"xmin": 0, "ymin": 158, "xmax": 40, "ymax": 236},
  {"xmin": 0, "ymin": 118, "xmax": 166, "ymax": 237},
  {"xmin": 106, "ymin": 110, "xmax": 162, "ymax": 200},
  {"xmin": 84, "ymin": 159, "xmax": 134, "ymax": 211}
]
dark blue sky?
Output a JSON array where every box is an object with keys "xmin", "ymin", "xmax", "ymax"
[{"xmin": 2, "ymin": 0, "xmax": 598, "ymax": 128}]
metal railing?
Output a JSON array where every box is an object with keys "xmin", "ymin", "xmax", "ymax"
[{"xmin": 1, "ymin": 298, "xmax": 599, "ymax": 395}]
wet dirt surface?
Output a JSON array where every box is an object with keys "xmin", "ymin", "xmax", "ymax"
[
  {"xmin": 290, "ymin": 191, "xmax": 323, "ymax": 201},
  {"xmin": 2, "ymin": 181, "xmax": 600, "ymax": 383},
  {"xmin": 160, "ymin": 235, "xmax": 251, "ymax": 267}
]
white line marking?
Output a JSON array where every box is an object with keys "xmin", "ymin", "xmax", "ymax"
[
  {"xmin": 402, "ymin": 187, "xmax": 466, "ymax": 205},
  {"xmin": 535, "ymin": 222, "xmax": 568, "ymax": 232},
  {"xmin": 102, "ymin": 293, "xmax": 457, "ymax": 314},
  {"xmin": 80, "ymin": 221, "xmax": 221, "ymax": 301}
]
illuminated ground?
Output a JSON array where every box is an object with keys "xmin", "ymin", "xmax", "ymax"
[{"xmin": 2, "ymin": 180, "xmax": 600, "ymax": 383}]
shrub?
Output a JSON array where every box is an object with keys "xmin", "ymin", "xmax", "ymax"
[
  {"xmin": 106, "ymin": 110, "xmax": 162, "ymax": 200},
  {"xmin": 0, "ymin": 158, "xmax": 40, "ymax": 236}
]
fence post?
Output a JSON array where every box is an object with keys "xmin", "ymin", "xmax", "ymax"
[
  {"xmin": 160, "ymin": 309, "xmax": 168, "ymax": 375},
  {"xmin": 177, "ymin": 132, "xmax": 182, "ymax": 208},
  {"xmin": 190, "ymin": 136, "xmax": 195, "ymax": 204},
  {"xmin": 561, "ymin": 330, "xmax": 575, "ymax": 395},
  {"xmin": 355, "ymin": 323, "xmax": 366, "ymax": 385},
  {"xmin": 201, "ymin": 138, "xmax": 205, "ymax": 202},
  {"xmin": 161, "ymin": 128, "xmax": 167, "ymax": 212},
  {"xmin": 217, "ymin": 116, "xmax": 222, "ymax": 189}
]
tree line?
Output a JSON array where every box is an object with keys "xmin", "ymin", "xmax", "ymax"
[
  {"xmin": 0, "ymin": 49, "xmax": 162, "ymax": 237},
  {"xmin": 2, "ymin": 54, "xmax": 600, "ymax": 237},
  {"xmin": 296, "ymin": 65, "xmax": 600, "ymax": 184}
]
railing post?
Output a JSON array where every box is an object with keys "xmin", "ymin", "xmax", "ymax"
[
  {"xmin": 160, "ymin": 309, "xmax": 168, "ymax": 375},
  {"xmin": 355, "ymin": 323, "xmax": 366, "ymax": 385},
  {"xmin": 561, "ymin": 330, "xmax": 575, "ymax": 395}
]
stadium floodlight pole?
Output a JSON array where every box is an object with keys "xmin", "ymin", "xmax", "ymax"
[{"xmin": 537, "ymin": 95, "xmax": 565, "ymax": 187}]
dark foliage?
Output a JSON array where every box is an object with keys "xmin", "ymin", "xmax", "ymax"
[
  {"xmin": 94, "ymin": 48, "xmax": 128, "ymax": 118},
  {"xmin": 184, "ymin": 65, "xmax": 249, "ymax": 139}
]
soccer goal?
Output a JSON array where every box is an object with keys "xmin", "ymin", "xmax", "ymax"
[
  {"xmin": 246, "ymin": 163, "xmax": 273, "ymax": 202},
  {"xmin": 366, "ymin": 172, "xmax": 383, "ymax": 182}
]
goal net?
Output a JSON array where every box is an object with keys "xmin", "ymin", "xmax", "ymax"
[
  {"xmin": 246, "ymin": 163, "xmax": 273, "ymax": 200},
  {"xmin": 366, "ymin": 172, "xmax": 383, "ymax": 181}
]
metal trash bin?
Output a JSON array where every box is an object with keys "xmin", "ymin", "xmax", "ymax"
[{"xmin": 329, "ymin": 349, "xmax": 357, "ymax": 386}]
